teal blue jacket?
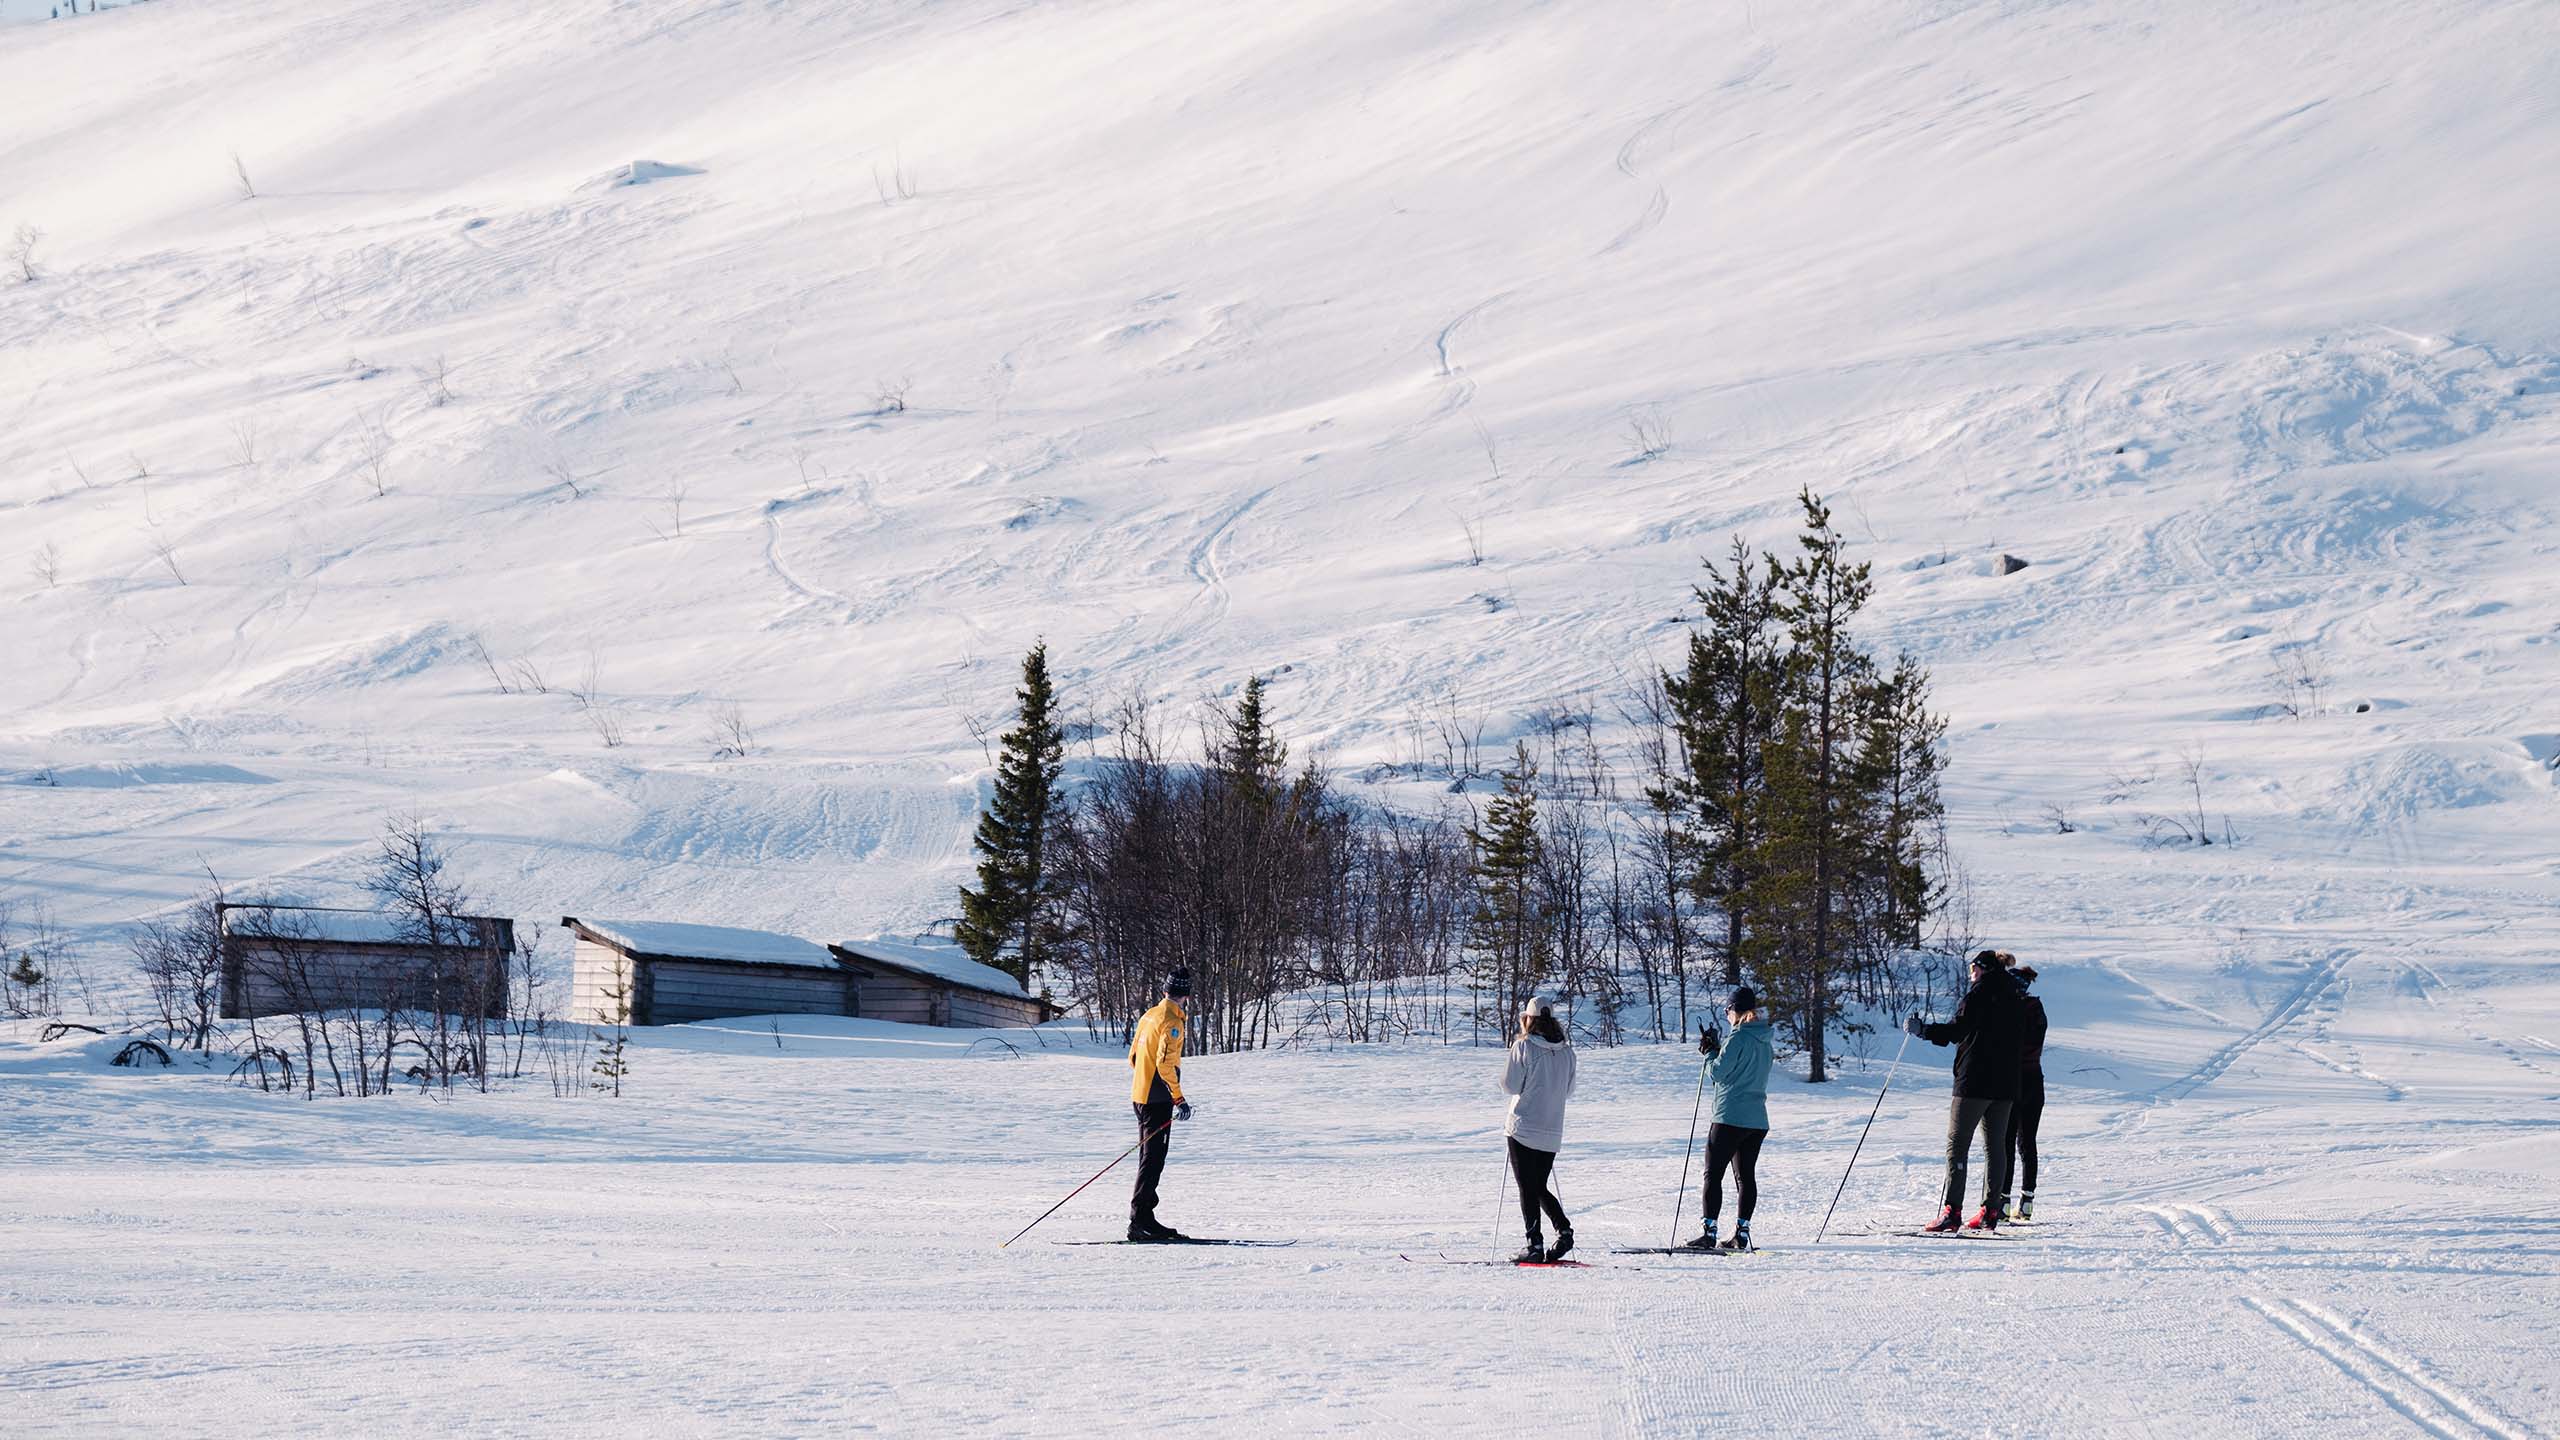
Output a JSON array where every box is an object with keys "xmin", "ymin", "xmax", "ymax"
[{"xmin": 1707, "ymin": 1018, "xmax": 1775, "ymax": 1129}]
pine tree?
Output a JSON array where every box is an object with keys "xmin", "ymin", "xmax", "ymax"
[
  {"xmin": 1850, "ymin": 653, "xmax": 1946, "ymax": 965},
  {"xmin": 956, "ymin": 642, "xmax": 1069, "ymax": 989},
  {"xmin": 1464, "ymin": 743, "xmax": 1551, "ymax": 1041},
  {"xmin": 1218, "ymin": 675, "xmax": 1289, "ymax": 803},
  {"xmin": 1755, "ymin": 489, "xmax": 1876, "ymax": 1083},
  {"xmin": 1664, "ymin": 537, "xmax": 1785, "ymax": 992}
]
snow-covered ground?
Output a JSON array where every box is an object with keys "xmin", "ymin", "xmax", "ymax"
[{"xmin": 4, "ymin": 0, "xmax": 2559, "ymax": 1432}]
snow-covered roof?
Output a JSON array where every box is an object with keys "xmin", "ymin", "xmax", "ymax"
[
  {"xmin": 830, "ymin": 936, "xmax": 1028, "ymax": 1001},
  {"xmin": 565, "ymin": 917, "xmax": 840, "ymax": 970},
  {"xmin": 220, "ymin": 905, "xmax": 506, "ymax": 947}
]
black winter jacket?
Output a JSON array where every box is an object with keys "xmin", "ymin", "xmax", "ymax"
[
  {"xmin": 2017, "ymin": 991, "xmax": 2048, "ymax": 1104},
  {"xmin": 1923, "ymin": 968, "xmax": 2026, "ymax": 1100}
]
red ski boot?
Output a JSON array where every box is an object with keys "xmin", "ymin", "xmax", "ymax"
[
  {"xmin": 1964, "ymin": 1204, "xmax": 1999, "ymax": 1232},
  {"xmin": 1922, "ymin": 1205, "xmax": 1962, "ymax": 1233}
]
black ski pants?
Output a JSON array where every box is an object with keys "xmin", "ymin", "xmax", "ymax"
[
  {"xmin": 1703, "ymin": 1123, "xmax": 1768, "ymax": 1227},
  {"xmin": 1507, "ymin": 1137, "xmax": 1569, "ymax": 1241},
  {"xmin": 2006, "ymin": 1097, "xmax": 2043, "ymax": 1198},
  {"xmin": 1941, "ymin": 1096, "xmax": 2013, "ymax": 1211},
  {"xmin": 1130, "ymin": 1097, "xmax": 1174, "ymax": 1225}
]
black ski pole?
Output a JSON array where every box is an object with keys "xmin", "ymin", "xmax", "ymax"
[
  {"xmin": 1003, "ymin": 1119, "xmax": 1172, "ymax": 1249},
  {"xmin": 1815, "ymin": 1025, "xmax": 1912, "ymax": 1244},
  {"xmin": 1668, "ymin": 1034, "xmax": 1712, "ymax": 1250},
  {"xmin": 1492, "ymin": 1142, "xmax": 1514, "ymax": 1254}
]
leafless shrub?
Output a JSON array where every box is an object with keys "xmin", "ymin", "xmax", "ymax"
[
  {"xmin": 717, "ymin": 351, "xmax": 744, "ymax": 397},
  {"xmin": 648, "ymin": 478, "xmax": 689, "ymax": 540},
  {"xmin": 130, "ymin": 878, "xmax": 224, "ymax": 1050},
  {"xmin": 875, "ymin": 375, "xmax": 912, "ymax": 414},
  {"xmin": 423, "ymin": 354, "xmax": 454, "ymax": 407},
  {"xmin": 1624, "ymin": 405, "xmax": 1671, "ymax": 463},
  {"xmin": 228, "ymin": 417, "xmax": 261, "ymax": 469},
  {"xmin": 1432, "ymin": 690, "xmax": 1488, "ymax": 784},
  {"xmin": 113, "ymin": 1038, "xmax": 174, "ymax": 1068},
  {"xmin": 6, "ymin": 223, "xmax": 39, "ymax": 284},
  {"xmin": 541, "ymin": 453, "xmax": 589, "ymax": 499},
  {"xmin": 231, "ymin": 150, "xmax": 256, "ymax": 200},
  {"xmin": 2178, "ymin": 744, "xmax": 2213, "ymax": 843},
  {"xmin": 145, "ymin": 528, "xmax": 186, "ymax": 585},
  {"xmin": 2265, "ymin": 633, "xmax": 2331, "ymax": 720},
  {"xmin": 792, "ymin": 446, "xmax": 828, "ymax": 493},
  {"xmin": 1455, "ymin": 509, "xmax": 1485, "ymax": 567},
  {"xmin": 67, "ymin": 456, "xmax": 95, "ymax": 490},
  {"xmin": 2098, "ymin": 763, "xmax": 2155, "ymax": 806},
  {"xmin": 1472, "ymin": 420, "xmax": 1502, "ymax": 482},
  {"xmin": 505, "ymin": 656, "xmax": 550, "ymax": 695},
  {"xmin": 353, "ymin": 410, "xmax": 393, "ymax": 497},
  {"xmin": 570, "ymin": 647, "xmax": 625, "ymax": 747},
  {"xmin": 463, "ymin": 632, "xmax": 507, "ymax": 692},
  {"xmin": 128, "ymin": 453, "xmax": 150, "ymax": 481},
  {"xmin": 708, "ymin": 700, "xmax": 754, "ymax": 760},
  {"xmin": 871, "ymin": 148, "xmax": 917, "ymax": 206},
  {"xmin": 2038, "ymin": 802, "xmax": 2076, "ymax": 834},
  {"xmin": 31, "ymin": 541, "xmax": 62, "ymax": 589}
]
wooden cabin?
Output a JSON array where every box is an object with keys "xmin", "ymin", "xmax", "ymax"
[
  {"xmin": 218, "ymin": 904, "xmax": 513, "ymax": 1020},
  {"xmin": 829, "ymin": 936, "xmax": 1058, "ymax": 1029},
  {"xmin": 561, "ymin": 916, "xmax": 1059, "ymax": 1028},
  {"xmin": 562, "ymin": 918, "xmax": 853, "ymax": 1026}
]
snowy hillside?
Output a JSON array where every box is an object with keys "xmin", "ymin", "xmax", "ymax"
[
  {"xmin": 5, "ymin": 0, "xmax": 2557, "ymax": 951},
  {"xmin": 4, "ymin": 0, "xmax": 2560, "ymax": 1431}
]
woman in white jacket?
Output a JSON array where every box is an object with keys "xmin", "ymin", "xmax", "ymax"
[{"xmin": 1501, "ymin": 995, "xmax": 1579, "ymax": 1262}]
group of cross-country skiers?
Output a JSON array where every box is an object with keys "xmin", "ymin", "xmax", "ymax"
[{"xmin": 1121, "ymin": 949, "xmax": 2049, "ymax": 1260}]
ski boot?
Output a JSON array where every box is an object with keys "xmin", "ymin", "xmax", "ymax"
[
  {"xmin": 1965, "ymin": 1204, "xmax": 1999, "ymax": 1232},
  {"xmin": 1546, "ymin": 1226, "xmax": 1575, "ymax": 1262},
  {"xmin": 1922, "ymin": 1205, "xmax": 1962, "ymax": 1233},
  {"xmin": 1512, "ymin": 1235, "xmax": 1549, "ymax": 1265},
  {"xmin": 1720, "ymin": 1222, "xmax": 1753, "ymax": 1253},
  {"xmin": 2016, "ymin": 1192, "xmax": 2035, "ymax": 1222},
  {"xmin": 1680, "ymin": 1229, "xmax": 1718, "ymax": 1252}
]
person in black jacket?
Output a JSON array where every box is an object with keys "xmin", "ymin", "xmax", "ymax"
[
  {"xmin": 1904, "ymin": 949, "xmax": 2026, "ymax": 1232},
  {"xmin": 2003, "ymin": 964, "xmax": 2048, "ymax": 1221}
]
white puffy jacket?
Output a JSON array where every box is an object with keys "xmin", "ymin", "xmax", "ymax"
[{"xmin": 1501, "ymin": 1033, "xmax": 1578, "ymax": 1152}]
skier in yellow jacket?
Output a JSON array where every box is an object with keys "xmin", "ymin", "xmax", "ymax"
[{"xmin": 1127, "ymin": 968, "xmax": 1196, "ymax": 1241}]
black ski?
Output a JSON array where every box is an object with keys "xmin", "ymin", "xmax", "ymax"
[
  {"xmin": 1399, "ymin": 1253, "xmax": 1620, "ymax": 1270},
  {"xmin": 1612, "ymin": 1246, "xmax": 1746, "ymax": 1256},
  {"xmin": 1054, "ymin": 1238, "xmax": 1297, "ymax": 1247}
]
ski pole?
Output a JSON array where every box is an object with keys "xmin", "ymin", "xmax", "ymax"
[
  {"xmin": 1814, "ymin": 1025, "xmax": 1912, "ymax": 1244},
  {"xmin": 1668, "ymin": 1037, "xmax": 1712, "ymax": 1250},
  {"xmin": 1492, "ymin": 1143, "xmax": 1514, "ymax": 1254},
  {"xmin": 1002, "ymin": 1119, "xmax": 1172, "ymax": 1249}
]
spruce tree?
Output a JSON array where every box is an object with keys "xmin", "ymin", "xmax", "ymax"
[
  {"xmin": 1664, "ymin": 537, "xmax": 1785, "ymax": 991},
  {"xmin": 1850, "ymin": 652, "xmax": 1946, "ymax": 962},
  {"xmin": 1756, "ymin": 489, "xmax": 1876, "ymax": 1082},
  {"xmin": 1464, "ymin": 742, "xmax": 1551, "ymax": 1041},
  {"xmin": 1219, "ymin": 675, "xmax": 1289, "ymax": 803},
  {"xmin": 956, "ymin": 642, "xmax": 1069, "ymax": 989}
]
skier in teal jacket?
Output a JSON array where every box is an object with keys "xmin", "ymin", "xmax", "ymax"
[{"xmin": 1684, "ymin": 986, "xmax": 1775, "ymax": 1251}]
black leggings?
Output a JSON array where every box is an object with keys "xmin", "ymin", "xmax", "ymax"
[
  {"xmin": 2007, "ymin": 1098, "xmax": 2044, "ymax": 1197},
  {"xmin": 1507, "ymin": 1138, "xmax": 1569, "ymax": 1240},
  {"xmin": 1704, "ymin": 1123, "xmax": 1768, "ymax": 1225}
]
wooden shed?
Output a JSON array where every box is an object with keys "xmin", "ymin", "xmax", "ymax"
[
  {"xmin": 562, "ymin": 918, "xmax": 854, "ymax": 1027},
  {"xmin": 829, "ymin": 937, "xmax": 1059, "ymax": 1029},
  {"xmin": 218, "ymin": 904, "xmax": 514, "ymax": 1020},
  {"xmin": 561, "ymin": 917, "xmax": 1060, "ymax": 1028}
]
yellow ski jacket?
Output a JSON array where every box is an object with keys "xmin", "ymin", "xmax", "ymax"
[{"xmin": 1129, "ymin": 997, "xmax": 1188, "ymax": 1104}]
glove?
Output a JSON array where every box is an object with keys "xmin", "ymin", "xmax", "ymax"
[
  {"xmin": 1698, "ymin": 1022, "xmax": 1721, "ymax": 1058},
  {"xmin": 1903, "ymin": 1013, "xmax": 1927, "ymax": 1038},
  {"xmin": 1175, "ymin": 1099, "xmax": 1193, "ymax": 1122}
]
